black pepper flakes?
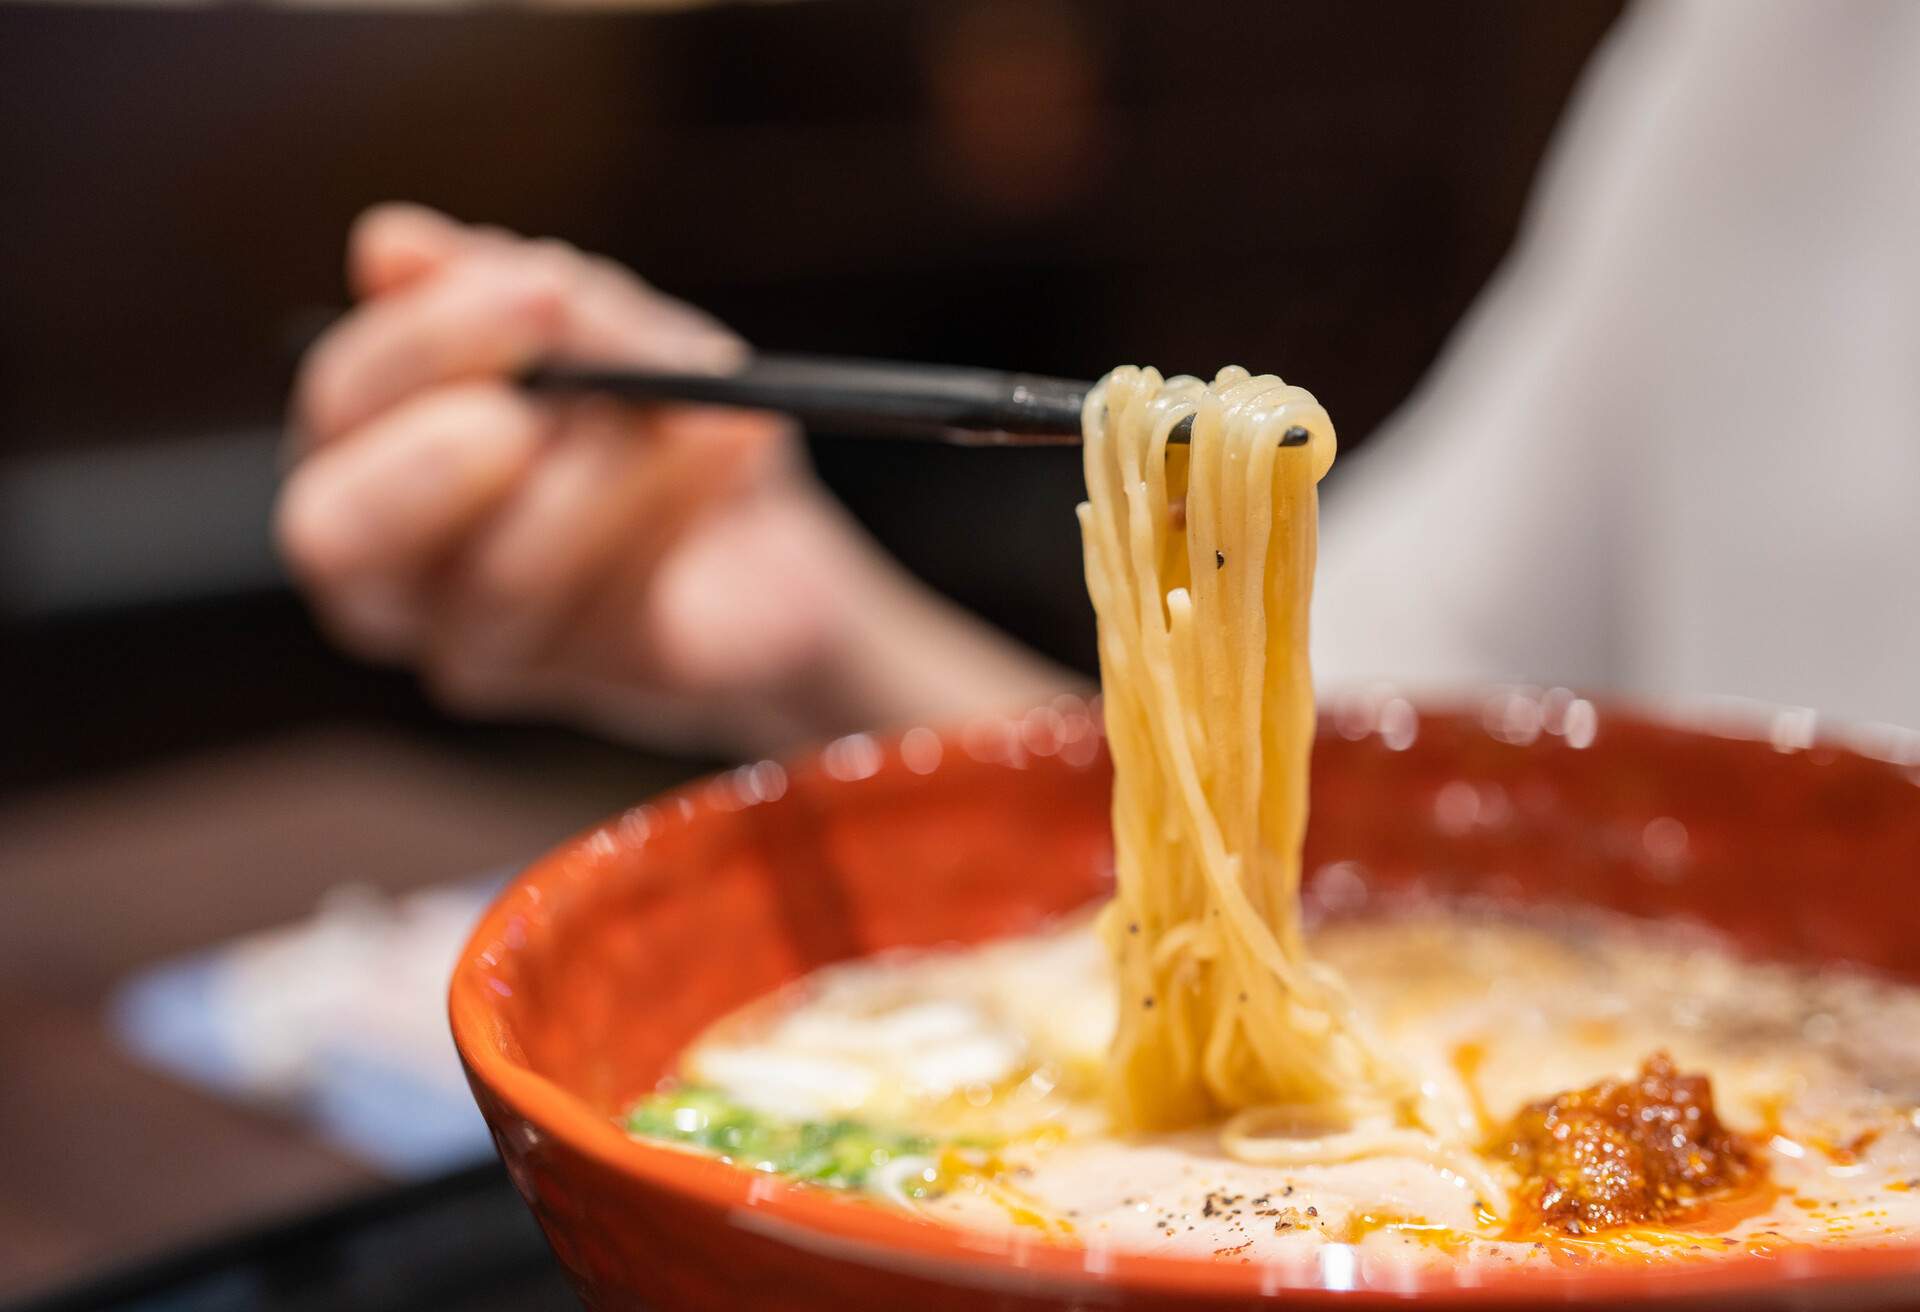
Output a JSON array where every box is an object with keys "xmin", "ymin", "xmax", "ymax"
[{"xmin": 1215, "ymin": 550, "xmax": 1225, "ymax": 569}]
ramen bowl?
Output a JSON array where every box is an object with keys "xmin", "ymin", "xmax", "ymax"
[{"xmin": 450, "ymin": 692, "xmax": 1920, "ymax": 1309}]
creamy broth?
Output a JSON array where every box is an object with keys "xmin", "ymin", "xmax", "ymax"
[
  {"xmin": 620, "ymin": 365, "xmax": 1920, "ymax": 1269},
  {"xmin": 629, "ymin": 901, "xmax": 1920, "ymax": 1269}
]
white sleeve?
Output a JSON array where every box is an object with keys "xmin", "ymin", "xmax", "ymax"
[
  {"xmin": 1312, "ymin": 0, "xmax": 1920, "ymax": 728},
  {"xmin": 1312, "ymin": 0, "xmax": 1687, "ymax": 692}
]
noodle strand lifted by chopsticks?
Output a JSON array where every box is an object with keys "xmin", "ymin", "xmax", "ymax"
[{"xmin": 1078, "ymin": 366, "xmax": 1500, "ymax": 1209}]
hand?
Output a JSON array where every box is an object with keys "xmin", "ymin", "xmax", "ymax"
[{"xmin": 277, "ymin": 204, "xmax": 1071, "ymax": 754}]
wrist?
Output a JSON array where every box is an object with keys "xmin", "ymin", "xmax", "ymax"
[{"xmin": 793, "ymin": 495, "xmax": 1083, "ymax": 739}]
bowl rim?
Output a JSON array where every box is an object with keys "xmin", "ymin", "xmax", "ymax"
[{"xmin": 450, "ymin": 696, "xmax": 1920, "ymax": 1304}]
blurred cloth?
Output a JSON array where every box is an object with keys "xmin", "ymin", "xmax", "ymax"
[
  {"xmin": 1314, "ymin": 0, "xmax": 1920, "ymax": 732},
  {"xmin": 112, "ymin": 879, "xmax": 502, "ymax": 1178}
]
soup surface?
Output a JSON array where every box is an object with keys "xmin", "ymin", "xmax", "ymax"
[{"xmin": 627, "ymin": 898, "xmax": 1920, "ymax": 1270}]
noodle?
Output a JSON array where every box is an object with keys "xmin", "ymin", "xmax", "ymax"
[{"xmin": 1078, "ymin": 366, "xmax": 1497, "ymax": 1203}]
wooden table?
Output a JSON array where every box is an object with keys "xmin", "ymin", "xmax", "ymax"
[{"xmin": 0, "ymin": 725, "xmax": 692, "ymax": 1303}]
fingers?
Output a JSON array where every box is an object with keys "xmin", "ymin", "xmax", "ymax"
[
  {"xmin": 425, "ymin": 400, "xmax": 651, "ymax": 674},
  {"xmin": 348, "ymin": 203, "xmax": 470, "ymax": 299},
  {"xmin": 346, "ymin": 202, "xmax": 740, "ymax": 370},
  {"xmin": 275, "ymin": 380, "xmax": 548, "ymax": 658},
  {"xmin": 285, "ymin": 205, "xmax": 818, "ymax": 727},
  {"xmin": 296, "ymin": 252, "xmax": 571, "ymax": 448},
  {"xmin": 304, "ymin": 226, "xmax": 748, "ymax": 451},
  {"xmin": 555, "ymin": 250, "xmax": 745, "ymax": 373},
  {"xmin": 424, "ymin": 404, "xmax": 790, "ymax": 683},
  {"xmin": 347, "ymin": 203, "xmax": 524, "ymax": 296}
]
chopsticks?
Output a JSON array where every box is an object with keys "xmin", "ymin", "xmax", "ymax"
[
  {"xmin": 522, "ymin": 355, "xmax": 1090, "ymax": 447},
  {"xmin": 522, "ymin": 354, "xmax": 1309, "ymax": 449}
]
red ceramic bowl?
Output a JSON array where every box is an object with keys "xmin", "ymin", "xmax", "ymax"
[{"xmin": 451, "ymin": 693, "xmax": 1920, "ymax": 1309}]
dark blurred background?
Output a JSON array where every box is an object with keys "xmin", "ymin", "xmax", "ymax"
[{"xmin": 0, "ymin": 0, "xmax": 1618, "ymax": 1302}]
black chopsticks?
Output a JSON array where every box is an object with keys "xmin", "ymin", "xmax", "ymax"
[
  {"xmin": 522, "ymin": 355, "xmax": 1092, "ymax": 447},
  {"xmin": 522, "ymin": 355, "xmax": 1314, "ymax": 449}
]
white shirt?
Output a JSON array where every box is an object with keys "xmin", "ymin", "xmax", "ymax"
[{"xmin": 1313, "ymin": 0, "xmax": 1920, "ymax": 731}]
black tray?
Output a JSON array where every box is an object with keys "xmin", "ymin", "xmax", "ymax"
[{"xmin": 10, "ymin": 1163, "xmax": 582, "ymax": 1312}]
